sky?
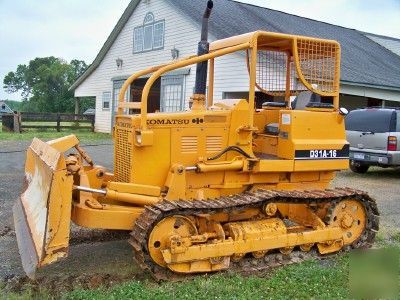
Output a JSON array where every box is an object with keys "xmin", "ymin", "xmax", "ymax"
[{"xmin": 0, "ymin": 0, "xmax": 399, "ymax": 101}]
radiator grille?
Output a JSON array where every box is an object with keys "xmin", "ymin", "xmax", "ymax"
[
  {"xmin": 206, "ymin": 136, "xmax": 222, "ymax": 153},
  {"xmin": 115, "ymin": 127, "xmax": 132, "ymax": 182},
  {"xmin": 181, "ymin": 136, "xmax": 198, "ymax": 154}
]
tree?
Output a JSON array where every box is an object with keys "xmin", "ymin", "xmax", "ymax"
[
  {"xmin": 3, "ymin": 57, "xmax": 89, "ymax": 113},
  {"xmin": 4, "ymin": 100, "xmax": 22, "ymax": 111}
]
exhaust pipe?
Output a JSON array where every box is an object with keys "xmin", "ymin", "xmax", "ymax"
[{"xmin": 194, "ymin": 0, "xmax": 214, "ymax": 96}]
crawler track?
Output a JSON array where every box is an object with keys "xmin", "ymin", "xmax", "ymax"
[{"xmin": 129, "ymin": 187, "xmax": 379, "ymax": 280}]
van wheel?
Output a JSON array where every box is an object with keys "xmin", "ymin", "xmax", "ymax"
[{"xmin": 350, "ymin": 161, "xmax": 369, "ymax": 173}]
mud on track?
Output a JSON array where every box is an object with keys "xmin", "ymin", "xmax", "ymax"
[{"xmin": 0, "ymin": 139, "xmax": 399, "ymax": 293}]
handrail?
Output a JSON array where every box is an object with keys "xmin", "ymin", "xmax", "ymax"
[
  {"xmin": 207, "ymin": 58, "xmax": 215, "ymax": 107},
  {"xmin": 138, "ymin": 42, "xmax": 250, "ymax": 129},
  {"xmin": 117, "ymin": 54, "xmax": 199, "ymax": 114},
  {"xmin": 117, "ymin": 31, "xmax": 343, "ymax": 130}
]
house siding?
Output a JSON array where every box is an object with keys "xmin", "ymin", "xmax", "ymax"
[
  {"xmin": 213, "ymin": 51, "xmax": 249, "ymax": 100},
  {"xmin": 74, "ymin": 0, "xmax": 252, "ymax": 132},
  {"xmin": 340, "ymin": 84, "xmax": 400, "ymax": 102},
  {"xmin": 75, "ymin": 0, "xmax": 201, "ymax": 132}
]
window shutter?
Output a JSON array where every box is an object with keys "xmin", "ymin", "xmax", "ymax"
[
  {"xmin": 133, "ymin": 27, "xmax": 144, "ymax": 53},
  {"xmin": 153, "ymin": 21, "xmax": 164, "ymax": 49}
]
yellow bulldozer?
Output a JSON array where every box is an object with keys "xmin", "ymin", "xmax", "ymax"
[{"xmin": 14, "ymin": 0, "xmax": 379, "ymax": 279}]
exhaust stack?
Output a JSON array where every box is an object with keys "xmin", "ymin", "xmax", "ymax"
[{"xmin": 192, "ymin": 0, "xmax": 213, "ymax": 109}]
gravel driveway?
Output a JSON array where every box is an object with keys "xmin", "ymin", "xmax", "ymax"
[
  {"xmin": 0, "ymin": 139, "xmax": 399, "ymax": 281},
  {"xmin": 0, "ymin": 140, "xmax": 139, "ymax": 281}
]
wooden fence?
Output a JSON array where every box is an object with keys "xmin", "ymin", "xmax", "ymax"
[{"xmin": 2, "ymin": 112, "xmax": 95, "ymax": 132}]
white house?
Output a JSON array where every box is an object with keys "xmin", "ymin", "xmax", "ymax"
[
  {"xmin": 0, "ymin": 101, "xmax": 13, "ymax": 115},
  {"xmin": 70, "ymin": 0, "xmax": 400, "ymax": 133}
]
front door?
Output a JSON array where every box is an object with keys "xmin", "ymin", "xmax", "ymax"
[{"xmin": 130, "ymin": 78, "xmax": 161, "ymax": 113}]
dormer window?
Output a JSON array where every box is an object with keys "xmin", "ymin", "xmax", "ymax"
[{"xmin": 133, "ymin": 12, "xmax": 165, "ymax": 53}]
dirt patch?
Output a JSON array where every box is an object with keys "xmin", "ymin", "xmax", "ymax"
[
  {"xmin": 0, "ymin": 238, "xmax": 141, "ymax": 296},
  {"xmin": 2, "ymin": 233, "xmax": 145, "ymax": 296},
  {"xmin": 1, "ymin": 272, "xmax": 148, "ymax": 296},
  {"xmin": 69, "ymin": 228, "xmax": 130, "ymax": 245}
]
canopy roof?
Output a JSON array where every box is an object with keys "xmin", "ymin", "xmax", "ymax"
[{"xmin": 210, "ymin": 31, "xmax": 339, "ymax": 52}]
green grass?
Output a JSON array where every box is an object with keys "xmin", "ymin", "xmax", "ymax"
[
  {"xmin": 1, "ymin": 257, "xmax": 349, "ymax": 300},
  {"xmin": 21, "ymin": 121, "xmax": 91, "ymax": 126},
  {"xmin": 0, "ymin": 129, "xmax": 111, "ymax": 142},
  {"xmin": 1, "ymin": 120, "xmax": 110, "ymax": 142},
  {"xmin": 64, "ymin": 258, "xmax": 349, "ymax": 300},
  {"xmin": 2, "ymin": 241, "xmax": 399, "ymax": 300}
]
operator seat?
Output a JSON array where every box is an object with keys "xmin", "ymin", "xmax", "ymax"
[{"xmin": 291, "ymin": 91, "xmax": 321, "ymax": 110}]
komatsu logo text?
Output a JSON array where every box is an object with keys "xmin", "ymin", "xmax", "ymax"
[{"xmin": 147, "ymin": 119, "xmax": 192, "ymax": 125}]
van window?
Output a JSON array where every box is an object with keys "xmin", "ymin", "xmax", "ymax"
[
  {"xmin": 397, "ymin": 112, "xmax": 400, "ymax": 132},
  {"xmin": 345, "ymin": 109, "xmax": 394, "ymax": 133}
]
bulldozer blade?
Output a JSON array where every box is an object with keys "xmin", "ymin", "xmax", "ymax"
[
  {"xmin": 13, "ymin": 138, "xmax": 73, "ymax": 279},
  {"xmin": 13, "ymin": 197, "xmax": 40, "ymax": 279}
]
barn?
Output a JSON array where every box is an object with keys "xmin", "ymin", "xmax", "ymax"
[{"xmin": 70, "ymin": 0, "xmax": 400, "ymax": 133}]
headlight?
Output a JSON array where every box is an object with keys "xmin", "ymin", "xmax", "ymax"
[
  {"xmin": 135, "ymin": 130, "xmax": 142, "ymax": 144},
  {"xmin": 134, "ymin": 129, "xmax": 153, "ymax": 146},
  {"xmin": 339, "ymin": 107, "xmax": 349, "ymax": 116}
]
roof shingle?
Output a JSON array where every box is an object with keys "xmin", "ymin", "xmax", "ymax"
[
  {"xmin": 168, "ymin": 0, "xmax": 400, "ymax": 90},
  {"xmin": 71, "ymin": 0, "xmax": 400, "ymax": 91}
]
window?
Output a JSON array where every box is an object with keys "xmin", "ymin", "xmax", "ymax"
[
  {"xmin": 161, "ymin": 75, "xmax": 184, "ymax": 112},
  {"xmin": 102, "ymin": 92, "xmax": 111, "ymax": 110},
  {"xmin": 345, "ymin": 110, "xmax": 394, "ymax": 133},
  {"xmin": 144, "ymin": 12, "xmax": 154, "ymax": 23},
  {"xmin": 153, "ymin": 21, "xmax": 164, "ymax": 49},
  {"xmin": 143, "ymin": 24, "xmax": 153, "ymax": 51},
  {"xmin": 113, "ymin": 81, "xmax": 129, "ymax": 113},
  {"xmin": 133, "ymin": 12, "xmax": 165, "ymax": 53},
  {"xmin": 133, "ymin": 27, "xmax": 143, "ymax": 52}
]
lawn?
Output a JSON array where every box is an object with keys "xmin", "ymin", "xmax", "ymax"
[
  {"xmin": 65, "ymin": 257, "xmax": 350, "ymax": 300},
  {"xmin": 2, "ymin": 235, "xmax": 399, "ymax": 300},
  {"xmin": 1, "ymin": 257, "xmax": 349, "ymax": 300},
  {"xmin": 0, "ymin": 126, "xmax": 111, "ymax": 142}
]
